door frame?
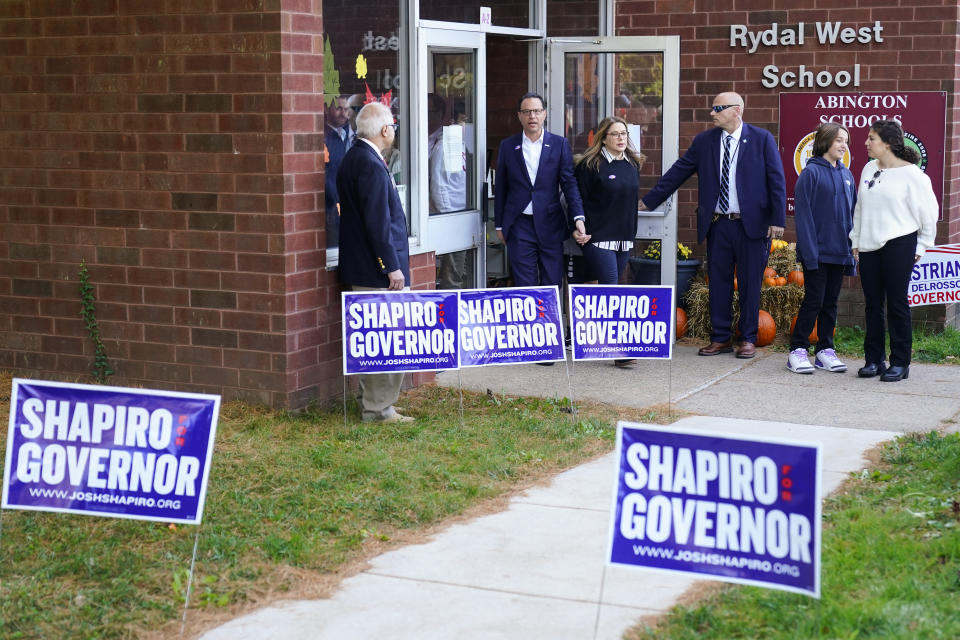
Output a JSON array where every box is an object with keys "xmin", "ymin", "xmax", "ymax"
[
  {"xmin": 544, "ymin": 35, "xmax": 681, "ymax": 285},
  {"xmin": 415, "ymin": 27, "xmax": 487, "ymax": 287}
]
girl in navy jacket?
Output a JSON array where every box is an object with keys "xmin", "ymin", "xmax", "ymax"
[{"xmin": 788, "ymin": 122, "xmax": 857, "ymax": 375}]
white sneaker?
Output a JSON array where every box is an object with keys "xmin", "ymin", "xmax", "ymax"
[
  {"xmin": 815, "ymin": 348, "xmax": 847, "ymax": 372},
  {"xmin": 787, "ymin": 348, "xmax": 815, "ymax": 374},
  {"xmin": 363, "ymin": 410, "xmax": 415, "ymax": 423}
]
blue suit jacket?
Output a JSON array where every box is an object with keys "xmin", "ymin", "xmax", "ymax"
[
  {"xmin": 494, "ymin": 130, "xmax": 584, "ymax": 245},
  {"xmin": 325, "ymin": 124, "xmax": 350, "ymax": 244},
  {"xmin": 642, "ymin": 123, "xmax": 786, "ymax": 243},
  {"xmin": 336, "ymin": 140, "xmax": 410, "ymax": 288}
]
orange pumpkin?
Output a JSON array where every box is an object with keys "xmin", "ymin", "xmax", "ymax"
[
  {"xmin": 787, "ymin": 269, "xmax": 804, "ymax": 287},
  {"xmin": 756, "ymin": 310, "xmax": 776, "ymax": 346},
  {"xmin": 733, "ymin": 276, "xmax": 738, "ymax": 291},
  {"xmin": 790, "ymin": 315, "xmax": 818, "ymax": 343},
  {"xmin": 764, "ymin": 266, "xmax": 777, "ymax": 278},
  {"xmin": 776, "ymin": 276, "xmax": 787, "ymax": 286},
  {"xmin": 763, "ymin": 276, "xmax": 777, "ymax": 288},
  {"xmin": 676, "ymin": 308, "xmax": 688, "ymax": 338}
]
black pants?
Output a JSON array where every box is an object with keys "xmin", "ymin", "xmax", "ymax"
[
  {"xmin": 858, "ymin": 231, "xmax": 917, "ymax": 367},
  {"xmin": 790, "ymin": 263, "xmax": 844, "ymax": 352}
]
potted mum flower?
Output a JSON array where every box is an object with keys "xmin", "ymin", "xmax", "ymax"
[{"xmin": 629, "ymin": 241, "xmax": 702, "ymax": 303}]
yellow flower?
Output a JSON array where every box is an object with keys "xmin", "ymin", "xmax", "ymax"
[{"xmin": 644, "ymin": 241, "xmax": 694, "ymax": 260}]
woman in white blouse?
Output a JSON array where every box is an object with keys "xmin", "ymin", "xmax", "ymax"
[{"xmin": 850, "ymin": 120, "xmax": 939, "ymax": 382}]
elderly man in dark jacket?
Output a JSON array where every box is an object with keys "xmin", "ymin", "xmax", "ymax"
[{"xmin": 337, "ymin": 102, "xmax": 412, "ymax": 423}]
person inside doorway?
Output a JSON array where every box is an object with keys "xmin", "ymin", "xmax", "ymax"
[{"xmin": 494, "ymin": 92, "xmax": 586, "ymax": 288}]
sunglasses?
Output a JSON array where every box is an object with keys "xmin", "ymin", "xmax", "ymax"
[
  {"xmin": 711, "ymin": 104, "xmax": 738, "ymax": 113},
  {"xmin": 867, "ymin": 170, "xmax": 882, "ymax": 189}
]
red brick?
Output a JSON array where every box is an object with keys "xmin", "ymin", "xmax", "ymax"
[
  {"xmin": 130, "ymin": 304, "xmax": 174, "ymax": 324},
  {"xmin": 176, "ymin": 307, "xmax": 222, "ymax": 327},
  {"xmin": 127, "ymin": 267, "xmax": 173, "ymax": 287},
  {"xmin": 142, "ymin": 286, "xmax": 189, "ymax": 306},
  {"xmin": 174, "ymin": 270, "xmax": 220, "ymax": 289}
]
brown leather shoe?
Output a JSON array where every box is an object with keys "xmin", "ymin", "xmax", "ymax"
[
  {"xmin": 698, "ymin": 340, "xmax": 734, "ymax": 356},
  {"xmin": 735, "ymin": 342, "xmax": 756, "ymax": 359}
]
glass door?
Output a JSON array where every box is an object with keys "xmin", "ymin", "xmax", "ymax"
[
  {"xmin": 546, "ymin": 36, "xmax": 680, "ymax": 285},
  {"xmin": 418, "ymin": 28, "xmax": 486, "ymax": 290}
]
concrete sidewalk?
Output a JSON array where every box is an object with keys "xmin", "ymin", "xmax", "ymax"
[{"xmin": 200, "ymin": 347, "xmax": 960, "ymax": 640}]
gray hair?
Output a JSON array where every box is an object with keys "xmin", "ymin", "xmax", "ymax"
[{"xmin": 356, "ymin": 102, "xmax": 393, "ymax": 139}]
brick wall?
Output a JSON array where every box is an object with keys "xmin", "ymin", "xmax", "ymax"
[
  {"xmin": 615, "ymin": 0, "xmax": 960, "ymax": 327},
  {"xmin": 0, "ymin": 1, "xmax": 294, "ymax": 403},
  {"xmin": 0, "ymin": 1, "xmax": 438, "ymax": 408}
]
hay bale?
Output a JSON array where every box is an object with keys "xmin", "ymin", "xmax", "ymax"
[
  {"xmin": 767, "ymin": 246, "xmax": 799, "ymax": 276},
  {"xmin": 684, "ymin": 279, "xmax": 712, "ymax": 340},
  {"xmin": 760, "ymin": 284, "xmax": 804, "ymax": 334},
  {"xmin": 680, "ymin": 276, "xmax": 805, "ymax": 340}
]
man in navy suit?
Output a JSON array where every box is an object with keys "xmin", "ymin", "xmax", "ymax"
[
  {"xmin": 324, "ymin": 96, "xmax": 353, "ymax": 249},
  {"xmin": 494, "ymin": 92, "xmax": 586, "ymax": 287},
  {"xmin": 337, "ymin": 102, "xmax": 412, "ymax": 423},
  {"xmin": 640, "ymin": 92, "xmax": 786, "ymax": 358}
]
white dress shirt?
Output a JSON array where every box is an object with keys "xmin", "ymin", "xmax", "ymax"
[
  {"xmin": 520, "ymin": 130, "xmax": 544, "ymax": 214},
  {"xmin": 716, "ymin": 123, "xmax": 743, "ymax": 214}
]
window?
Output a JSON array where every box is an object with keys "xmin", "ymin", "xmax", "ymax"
[{"xmin": 322, "ymin": 1, "xmax": 406, "ymax": 252}]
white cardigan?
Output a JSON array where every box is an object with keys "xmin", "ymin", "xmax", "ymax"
[{"xmin": 850, "ymin": 160, "xmax": 939, "ymax": 256}]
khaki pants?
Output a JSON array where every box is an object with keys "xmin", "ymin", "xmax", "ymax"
[{"xmin": 352, "ymin": 284, "xmax": 405, "ymax": 421}]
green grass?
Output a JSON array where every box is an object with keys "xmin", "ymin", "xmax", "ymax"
[
  {"xmin": 0, "ymin": 379, "xmax": 618, "ymax": 639},
  {"xmin": 626, "ymin": 430, "xmax": 960, "ymax": 640}
]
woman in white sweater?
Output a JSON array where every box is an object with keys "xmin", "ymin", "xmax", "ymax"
[{"xmin": 850, "ymin": 120, "xmax": 939, "ymax": 382}]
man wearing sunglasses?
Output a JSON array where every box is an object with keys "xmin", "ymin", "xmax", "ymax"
[
  {"xmin": 494, "ymin": 92, "xmax": 586, "ymax": 289},
  {"xmin": 640, "ymin": 91, "xmax": 786, "ymax": 359}
]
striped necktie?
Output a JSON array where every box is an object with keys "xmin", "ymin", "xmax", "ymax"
[{"xmin": 718, "ymin": 135, "xmax": 732, "ymax": 213}]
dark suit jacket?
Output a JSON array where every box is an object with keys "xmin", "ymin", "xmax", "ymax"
[
  {"xmin": 336, "ymin": 140, "xmax": 410, "ymax": 288},
  {"xmin": 324, "ymin": 124, "xmax": 350, "ymax": 244},
  {"xmin": 494, "ymin": 130, "xmax": 584, "ymax": 246},
  {"xmin": 641, "ymin": 123, "xmax": 786, "ymax": 243}
]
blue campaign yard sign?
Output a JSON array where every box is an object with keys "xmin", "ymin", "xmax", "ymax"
[
  {"xmin": 569, "ymin": 285, "xmax": 674, "ymax": 361},
  {"xmin": 458, "ymin": 286, "xmax": 565, "ymax": 367},
  {"xmin": 342, "ymin": 290, "xmax": 460, "ymax": 375},
  {"xmin": 2, "ymin": 379, "xmax": 220, "ymax": 525},
  {"xmin": 608, "ymin": 422, "xmax": 822, "ymax": 598}
]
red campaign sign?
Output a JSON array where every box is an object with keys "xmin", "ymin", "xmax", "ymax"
[{"xmin": 778, "ymin": 92, "xmax": 946, "ymax": 219}]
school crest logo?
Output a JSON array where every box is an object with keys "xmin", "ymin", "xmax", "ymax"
[
  {"xmin": 903, "ymin": 130, "xmax": 928, "ymax": 171},
  {"xmin": 793, "ymin": 131, "xmax": 852, "ymax": 176}
]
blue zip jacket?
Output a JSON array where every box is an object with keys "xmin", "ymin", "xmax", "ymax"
[{"xmin": 794, "ymin": 156, "xmax": 856, "ymax": 274}]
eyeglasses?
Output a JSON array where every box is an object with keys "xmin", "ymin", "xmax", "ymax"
[
  {"xmin": 606, "ymin": 131, "xmax": 628, "ymax": 138},
  {"xmin": 711, "ymin": 104, "xmax": 739, "ymax": 113},
  {"xmin": 518, "ymin": 108, "xmax": 545, "ymax": 116},
  {"xmin": 867, "ymin": 169, "xmax": 882, "ymax": 189}
]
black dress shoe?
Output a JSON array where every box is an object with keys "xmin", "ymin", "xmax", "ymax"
[
  {"xmin": 880, "ymin": 365, "xmax": 909, "ymax": 382},
  {"xmin": 857, "ymin": 362, "xmax": 887, "ymax": 378},
  {"xmin": 535, "ymin": 361, "xmax": 555, "ymax": 367}
]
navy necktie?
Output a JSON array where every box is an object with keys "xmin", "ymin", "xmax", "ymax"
[{"xmin": 719, "ymin": 135, "xmax": 732, "ymax": 213}]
